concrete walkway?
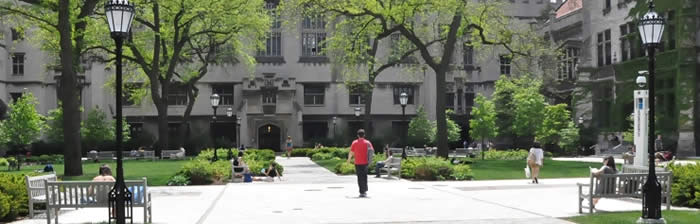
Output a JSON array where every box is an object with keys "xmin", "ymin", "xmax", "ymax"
[{"xmin": 12, "ymin": 157, "xmax": 697, "ymax": 224}]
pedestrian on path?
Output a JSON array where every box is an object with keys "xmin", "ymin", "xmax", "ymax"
[
  {"xmin": 286, "ymin": 136, "xmax": 293, "ymax": 158},
  {"xmin": 348, "ymin": 129, "xmax": 373, "ymax": 198},
  {"xmin": 527, "ymin": 142, "xmax": 544, "ymax": 184}
]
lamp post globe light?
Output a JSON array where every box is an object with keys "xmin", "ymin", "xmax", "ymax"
[
  {"xmin": 210, "ymin": 94, "xmax": 220, "ymax": 162},
  {"xmin": 399, "ymin": 92, "xmax": 408, "ymax": 158},
  {"xmin": 638, "ymin": 1, "xmax": 665, "ymax": 223},
  {"xmin": 226, "ymin": 108, "xmax": 233, "ymax": 160},
  {"xmin": 105, "ymin": 0, "xmax": 135, "ymax": 223}
]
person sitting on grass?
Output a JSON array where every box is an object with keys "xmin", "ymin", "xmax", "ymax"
[{"xmin": 254, "ymin": 161, "xmax": 282, "ymax": 182}]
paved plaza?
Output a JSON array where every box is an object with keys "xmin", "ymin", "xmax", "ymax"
[{"xmin": 12, "ymin": 157, "xmax": 696, "ymax": 224}]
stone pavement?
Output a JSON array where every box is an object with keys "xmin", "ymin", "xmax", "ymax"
[{"xmin": 12, "ymin": 157, "xmax": 697, "ymax": 224}]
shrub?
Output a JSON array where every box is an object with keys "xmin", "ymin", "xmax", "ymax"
[
  {"xmin": 197, "ymin": 148, "xmax": 238, "ymax": 161},
  {"xmin": 413, "ymin": 158, "xmax": 453, "ymax": 181},
  {"xmin": 334, "ymin": 162, "xmax": 355, "ymax": 175},
  {"xmin": 451, "ymin": 164, "xmax": 474, "ymax": 180},
  {"xmin": 0, "ymin": 173, "xmax": 28, "ymax": 221},
  {"xmin": 401, "ymin": 159, "xmax": 418, "ymax": 179},
  {"xmin": 181, "ymin": 159, "xmax": 214, "ymax": 185},
  {"xmin": 38, "ymin": 155, "xmax": 51, "ymax": 164},
  {"xmin": 0, "ymin": 158, "xmax": 8, "ymax": 167},
  {"xmin": 291, "ymin": 148, "xmax": 312, "ymax": 157},
  {"xmin": 668, "ymin": 162, "xmax": 700, "ymax": 208},
  {"xmin": 311, "ymin": 152, "xmax": 334, "ymax": 161},
  {"xmin": 330, "ymin": 148, "xmax": 349, "ymax": 159},
  {"xmin": 244, "ymin": 149, "xmax": 275, "ymax": 161},
  {"xmin": 167, "ymin": 175, "xmax": 190, "ymax": 186},
  {"xmin": 482, "ymin": 149, "xmax": 529, "ymax": 160}
]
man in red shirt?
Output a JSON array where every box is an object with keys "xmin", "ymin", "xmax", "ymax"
[{"xmin": 348, "ymin": 129, "xmax": 373, "ymax": 197}]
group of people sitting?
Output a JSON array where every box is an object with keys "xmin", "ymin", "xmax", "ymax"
[{"xmin": 231, "ymin": 151, "xmax": 281, "ymax": 182}]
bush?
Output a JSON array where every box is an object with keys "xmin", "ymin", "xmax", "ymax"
[
  {"xmin": 167, "ymin": 175, "xmax": 190, "ymax": 186},
  {"xmin": 334, "ymin": 162, "xmax": 355, "ymax": 175},
  {"xmin": 451, "ymin": 164, "xmax": 474, "ymax": 180},
  {"xmin": 244, "ymin": 149, "xmax": 276, "ymax": 161},
  {"xmin": 668, "ymin": 162, "xmax": 700, "ymax": 208},
  {"xmin": 0, "ymin": 158, "xmax": 8, "ymax": 166},
  {"xmin": 311, "ymin": 152, "xmax": 334, "ymax": 161},
  {"xmin": 0, "ymin": 173, "xmax": 28, "ymax": 221},
  {"xmin": 330, "ymin": 148, "xmax": 349, "ymax": 159},
  {"xmin": 413, "ymin": 158, "xmax": 453, "ymax": 181},
  {"xmin": 481, "ymin": 149, "xmax": 529, "ymax": 160},
  {"xmin": 181, "ymin": 159, "xmax": 214, "ymax": 185},
  {"xmin": 291, "ymin": 148, "xmax": 312, "ymax": 157},
  {"xmin": 197, "ymin": 148, "xmax": 238, "ymax": 161}
]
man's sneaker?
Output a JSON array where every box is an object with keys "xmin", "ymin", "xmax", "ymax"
[
  {"xmin": 375, "ymin": 175, "xmax": 381, "ymax": 178},
  {"xmin": 359, "ymin": 193, "xmax": 367, "ymax": 198}
]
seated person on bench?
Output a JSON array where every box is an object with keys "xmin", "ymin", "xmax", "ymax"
[
  {"xmin": 374, "ymin": 150, "xmax": 394, "ymax": 178},
  {"xmin": 232, "ymin": 152, "xmax": 249, "ymax": 178},
  {"xmin": 590, "ymin": 156, "xmax": 618, "ymax": 206}
]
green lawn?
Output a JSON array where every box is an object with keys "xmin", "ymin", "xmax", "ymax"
[
  {"xmin": 565, "ymin": 210, "xmax": 700, "ymax": 224},
  {"xmin": 1, "ymin": 159, "xmax": 189, "ymax": 186},
  {"xmin": 312, "ymin": 158, "xmax": 606, "ymax": 180},
  {"xmin": 469, "ymin": 159, "xmax": 609, "ymax": 180}
]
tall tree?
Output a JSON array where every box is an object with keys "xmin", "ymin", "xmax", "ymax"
[
  {"xmin": 283, "ymin": 0, "xmax": 543, "ymax": 158},
  {"xmin": 469, "ymin": 94, "xmax": 497, "ymax": 158},
  {"xmin": 95, "ymin": 0, "xmax": 269, "ymax": 155},
  {"xmin": 1, "ymin": 0, "xmax": 102, "ymax": 176}
]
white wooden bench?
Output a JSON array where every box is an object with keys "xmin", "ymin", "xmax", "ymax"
[
  {"xmin": 96, "ymin": 151, "xmax": 115, "ymax": 161},
  {"xmin": 45, "ymin": 178, "xmax": 152, "ymax": 224},
  {"xmin": 411, "ymin": 148, "xmax": 426, "ymax": 157},
  {"xmin": 25, "ymin": 174, "xmax": 58, "ymax": 218},
  {"xmin": 161, "ymin": 149, "xmax": 185, "ymax": 159},
  {"xmin": 449, "ymin": 148, "xmax": 469, "ymax": 158},
  {"xmin": 388, "ymin": 148, "xmax": 403, "ymax": 156},
  {"xmin": 466, "ymin": 147, "xmax": 482, "ymax": 157},
  {"xmin": 141, "ymin": 151, "xmax": 156, "ymax": 161},
  {"xmin": 231, "ymin": 159, "xmax": 249, "ymax": 183},
  {"xmin": 577, "ymin": 172, "xmax": 672, "ymax": 214},
  {"xmin": 379, "ymin": 157, "xmax": 402, "ymax": 179}
]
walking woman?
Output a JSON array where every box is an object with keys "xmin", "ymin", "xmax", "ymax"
[
  {"xmin": 285, "ymin": 136, "xmax": 293, "ymax": 158},
  {"xmin": 527, "ymin": 142, "xmax": 544, "ymax": 184}
]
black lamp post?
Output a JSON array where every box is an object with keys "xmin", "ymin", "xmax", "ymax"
[
  {"xmin": 226, "ymin": 107, "xmax": 233, "ymax": 160},
  {"xmin": 105, "ymin": 0, "xmax": 135, "ymax": 223},
  {"xmin": 210, "ymin": 93, "xmax": 220, "ymax": 162},
  {"xmin": 638, "ymin": 1, "xmax": 665, "ymax": 222},
  {"xmin": 236, "ymin": 117, "xmax": 241, "ymax": 150},
  {"xmin": 577, "ymin": 116, "xmax": 584, "ymax": 157},
  {"xmin": 399, "ymin": 92, "xmax": 408, "ymax": 159}
]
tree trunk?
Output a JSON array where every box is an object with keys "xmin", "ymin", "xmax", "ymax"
[
  {"xmin": 154, "ymin": 82, "xmax": 169, "ymax": 156},
  {"xmin": 58, "ymin": 0, "xmax": 82, "ymax": 176},
  {"xmin": 179, "ymin": 84, "xmax": 198, "ymax": 148},
  {"xmin": 364, "ymin": 90, "xmax": 373, "ymax": 138},
  {"xmin": 435, "ymin": 69, "xmax": 448, "ymax": 158}
]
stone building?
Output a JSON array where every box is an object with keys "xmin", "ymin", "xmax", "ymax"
[
  {"xmin": 0, "ymin": 0, "xmax": 560, "ymax": 152},
  {"xmin": 543, "ymin": 0, "xmax": 699, "ymax": 157}
]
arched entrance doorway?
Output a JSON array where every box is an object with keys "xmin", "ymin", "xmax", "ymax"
[{"xmin": 258, "ymin": 124, "xmax": 281, "ymax": 151}]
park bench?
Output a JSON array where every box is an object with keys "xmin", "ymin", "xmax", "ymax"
[
  {"xmin": 96, "ymin": 151, "xmax": 115, "ymax": 161},
  {"xmin": 388, "ymin": 148, "xmax": 404, "ymax": 156},
  {"xmin": 45, "ymin": 178, "xmax": 152, "ymax": 224},
  {"xmin": 25, "ymin": 173, "xmax": 58, "ymax": 218},
  {"xmin": 449, "ymin": 148, "xmax": 469, "ymax": 158},
  {"xmin": 161, "ymin": 149, "xmax": 185, "ymax": 159},
  {"xmin": 466, "ymin": 147, "xmax": 482, "ymax": 157},
  {"xmin": 231, "ymin": 159, "xmax": 249, "ymax": 183},
  {"xmin": 411, "ymin": 148, "xmax": 426, "ymax": 157},
  {"xmin": 577, "ymin": 172, "xmax": 672, "ymax": 214},
  {"xmin": 621, "ymin": 164, "xmax": 667, "ymax": 174},
  {"xmin": 379, "ymin": 157, "xmax": 402, "ymax": 179}
]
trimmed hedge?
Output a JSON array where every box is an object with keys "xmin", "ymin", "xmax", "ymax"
[
  {"xmin": 0, "ymin": 173, "xmax": 28, "ymax": 221},
  {"xmin": 481, "ymin": 150, "xmax": 530, "ymax": 160},
  {"xmin": 176, "ymin": 148, "xmax": 283, "ymax": 185},
  {"xmin": 0, "ymin": 158, "xmax": 8, "ymax": 166},
  {"xmin": 668, "ymin": 162, "xmax": 700, "ymax": 208},
  {"xmin": 400, "ymin": 157, "xmax": 473, "ymax": 181}
]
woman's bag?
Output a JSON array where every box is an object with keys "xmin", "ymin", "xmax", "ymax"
[{"xmin": 525, "ymin": 164, "xmax": 531, "ymax": 178}]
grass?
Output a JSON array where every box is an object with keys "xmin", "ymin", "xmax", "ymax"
[
  {"xmin": 469, "ymin": 159, "xmax": 611, "ymax": 180},
  {"xmin": 565, "ymin": 210, "xmax": 700, "ymax": 224},
  {"xmin": 0, "ymin": 159, "xmax": 189, "ymax": 186},
  {"xmin": 312, "ymin": 157, "xmax": 607, "ymax": 180}
]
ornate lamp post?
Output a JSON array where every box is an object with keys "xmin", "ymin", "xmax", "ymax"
[
  {"xmin": 399, "ymin": 92, "xmax": 408, "ymax": 159},
  {"xmin": 105, "ymin": 0, "xmax": 135, "ymax": 223},
  {"xmin": 637, "ymin": 1, "xmax": 665, "ymax": 223},
  {"xmin": 226, "ymin": 107, "xmax": 233, "ymax": 160},
  {"xmin": 577, "ymin": 116, "xmax": 584, "ymax": 157},
  {"xmin": 354, "ymin": 107, "xmax": 362, "ymax": 133},
  {"xmin": 237, "ymin": 117, "xmax": 242, "ymax": 150},
  {"xmin": 210, "ymin": 93, "xmax": 220, "ymax": 162}
]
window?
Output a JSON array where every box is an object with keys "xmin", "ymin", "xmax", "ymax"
[
  {"xmin": 11, "ymin": 53, "xmax": 25, "ymax": 75},
  {"xmin": 393, "ymin": 85, "xmax": 414, "ymax": 104},
  {"xmin": 128, "ymin": 123, "xmax": 144, "ymax": 139},
  {"xmin": 212, "ymin": 84, "xmax": 234, "ymax": 105},
  {"xmin": 10, "ymin": 92, "xmax": 23, "ymax": 102},
  {"xmin": 301, "ymin": 16, "xmax": 326, "ymax": 57},
  {"xmin": 303, "ymin": 122, "xmax": 329, "ymax": 142},
  {"xmin": 604, "ymin": 0, "xmax": 611, "ymax": 11},
  {"xmin": 257, "ymin": 2, "xmax": 282, "ymax": 57},
  {"xmin": 463, "ymin": 42, "xmax": 474, "ymax": 66},
  {"xmin": 167, "ymin": 84, "xmax": 188, "ymax": 106},
  {"xmin": 558, "ymin": 47, "xmax": 580, "ymax": 80},
  {"xmin": 446, "ymin": 93, "xmax": 455, "ymax": 110},
  {"xmin": 597, "ymin": 29, "xmax": 612, "ymax": 66},
  {"xmin": 464, "ymin": 92, "xmax": 475, "ymax": 107},
  {"xmin": 667, "ymin": 10, "xmax": 675, "ymax": 50},
  {"xmin": 304, "ymin": 84, "xmax": 324, "ymax": 105},
  {"xmin": 262, "ymin": 91, "xmax": 276, "ymax": 104},
  {"xmin": 11, "ymin": 28, "xmax": 22, "ymax": 40},
  {"xmin": 349, "ymin": 90, "xmax": 365, "ymax": 105},
  {"xmin": 499, "ymin": 55, "xmax": 511, "ymax": 75},
  {"xmin": 620, "ymin": 24, "xmax": 631, "ymax": 61}
]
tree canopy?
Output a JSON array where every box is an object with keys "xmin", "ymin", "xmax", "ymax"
[{"xmin": 470, "ymin": 94, "xmax": 497, "ymax": 145}]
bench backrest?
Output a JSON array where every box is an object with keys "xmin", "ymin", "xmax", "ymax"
[
  {"xmin": 386, "ymin": 157, "xmax": 402, "ymax": 167},
  {"xmin": 142, "ymin": 151, "xmax": 155, "ymax": 158},
  {"xmin": 412, "ymin": 148, "xmax": 426, "ymax": 155},
  {"xmin": 97, "ymin": 151, "xmax": 115, "ymax": 158},
  {"xmin": 388, "ymin": 148, "xmax": 403, "ymax": 155},
  {"xmin": 161, "ymin": 150, "xmax": 180, "ymax": 157},
  {"xmin": 590, "ymin": 172, "xmax": 672, "ymax": 197},
  {"xmin": 46, "ymin": 178, "xmax": 149, "ymax": 208},
  {"xmin": 26, "ymin": 174, "xmax": 57, "ymax": 199}
]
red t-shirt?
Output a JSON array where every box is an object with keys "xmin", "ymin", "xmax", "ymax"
[{"xmin": 351, "ymin": 138, "xmax": 373, "ymax": 165}]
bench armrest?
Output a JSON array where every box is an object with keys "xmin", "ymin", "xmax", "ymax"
[{"xmin": 576, "ymin": 183, "xmax": 590, "ymax": 187}]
